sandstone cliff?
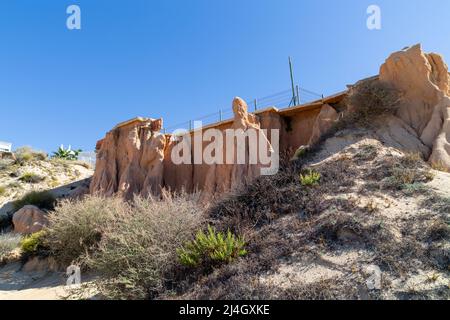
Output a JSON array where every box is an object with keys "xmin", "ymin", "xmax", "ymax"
[{"xmin": 90, "ymin": 45, "xmax": 450, "ymax": 200}]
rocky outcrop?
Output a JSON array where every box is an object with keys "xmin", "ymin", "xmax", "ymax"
[
  {"xmin": 12, "ymin": 205, "xmax": 48, "ymax": 234},
  {"xmin": 379, "ymin": 44, "xmax": 450, "ymax": 170},
  {"xmin": 90, "ymin": 45, "xmax": 450, "ymax": 200},
  {"xmin": 90, "ymin": 118, "xmax": 166, "ymax": 199},
  {"xmin": 200, "ymin": 97, "xmax": 274, "ymax": 198},
  {"xmin": 90, "ymin": 98, "xmax": 277, "ymax": 200}
]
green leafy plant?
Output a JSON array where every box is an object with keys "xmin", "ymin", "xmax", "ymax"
[
  {"xmin": 177, "ymin": 225, "xmax": 247, "ymax": 268},
  {"xmin": 0, "ymin": 186, "xmax": 6, "ymax": 197},
  {"xmin": 52, "ymin": 145, "xmax": 82, "ymax": 161},
  {"xmin": 299, "ymin": 170, "xmax": 321, "ymax": 186},
  {"xmin": 20, "ymin": 230, "xmax": 47, "ymax": 254},
  {"xmin": 13, "ymin": 191, "xmax": 56, "ymax": 211}
]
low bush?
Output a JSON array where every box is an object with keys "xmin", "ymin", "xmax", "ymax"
[
  {"xmin": 299, "ymin": 170, "xmax": 321, "ymax": 186},
  {"xmin": 42, "ymin": 192, "xmax": 204, "ymax": 299},
  {"xmin": 177, "ymin": 225, "xmax": 247, "ymax": 269},
  {"xmin": 19, "ymin": 172, "xmax": 44, "ymax": 183},
  {"xmin": 44, "ymin": 196, "xmax": 125, "ymax": 266},
  {"xmin": 13, "ymin": 191, "xmax": 56, "ymax": 211}
]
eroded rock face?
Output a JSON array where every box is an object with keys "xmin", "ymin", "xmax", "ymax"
[
  {"xmin": 308, "ymin": 104, "xmax": 339, "ymax": 145},
  {"xmin": 379, "ymin": 44, "xmax": 450, "ymax": 170},
  {"xmin": 91, "ymin": 98, "xmax": 277, "ymax": 200},
  {"xmin": 90, "ymin": 118, "xmax": 166, "ymax": 199},
  {"xmin": 13, "ymin": 205, "xmax": 48, "ymax": 235},
  {"xmin": 90, "ymin": 44, "xmax": 450, "ymax": 200},
  {"xmin": 201, "ymin": 97, "xmax": 274, "ymax": 199}
]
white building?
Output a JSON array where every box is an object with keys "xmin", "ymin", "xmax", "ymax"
[{"xmin": 0, "ymin": 141, "xmax": 12, "ymax": 153}]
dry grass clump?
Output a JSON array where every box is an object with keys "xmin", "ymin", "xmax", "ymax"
[
  {"xmin": 0, "ymin": 185, "xmax": 7, "ymax": 197},
  {"xmin": 19, "ymin": 172, "xmax": 45, "ymax": 183},
  {"xmin": 0, "ymin": 159, "xmax": 14, "ymax": 170},
  {"xmin": 0, "ymin": 233, "xmax": 21, "ymax": 260},
  {"xmin": 14, "ymin": 146, "xmax": 47, "ymax": 164}
]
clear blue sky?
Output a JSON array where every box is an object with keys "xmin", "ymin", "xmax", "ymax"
[{"xmin": 1, "ymin": 0, "xmax": 449, "ymax": 152}]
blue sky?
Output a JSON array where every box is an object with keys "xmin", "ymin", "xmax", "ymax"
[{"xmin": 1, "ymin": 0, "xmax": 449, "ymax": 153}]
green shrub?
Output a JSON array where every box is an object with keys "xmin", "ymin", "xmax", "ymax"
[
  {"xmin": 177, "ymin": 225, "xmax": 247, "ymax": 269},
  {"xmin": 20, "ymin": 230, "xmax": 47, "ymax": 254},
  {"xmin": 13, "ymin": 191, "xmax": 56, "ymax": 211},
  {"xmin": 0, "ymin": 233, "xmax": 21, "ymax": 259},
  {"xmin": 19, "ymin": 172, "xmax": 44, "ymax": 183},
  {"xmin": 299, "ymin": 170, "xmax": 321, "ymax": 186},
  {"xmin": 52, "ymin": 145, "xmax": 82, "ymax": 161}
]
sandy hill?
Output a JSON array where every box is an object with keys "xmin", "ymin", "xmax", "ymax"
[{"xmin": 0, "ymin": 148, "xmax": 93, "ymax": 229}]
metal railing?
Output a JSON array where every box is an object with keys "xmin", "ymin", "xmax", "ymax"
[{"xmin": 163, "ymin": 86, "xmax": 322, "ymax": 133}]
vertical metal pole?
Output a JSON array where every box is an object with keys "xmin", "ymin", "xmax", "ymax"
[
  {"xmin": 219, "ymin": 109, "xmax": 222, "ymax": 121},
  {"xmin": 254, "ymin": 99, "xmax": 257, "ymax": 111},
  {"xmin": 289, "ymin": 56, "xmax": 296, "ymax": 107},
  {"xmin": 296, "ymin": 85, "xmax": 300, "ymax": 105},
  {"xmin": 189, "ymin": 120, "xmax": 192, "ymax": 131}
]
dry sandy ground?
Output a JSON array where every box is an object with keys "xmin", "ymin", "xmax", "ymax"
[
  {"xmin": 0, "ymin": 261, "xmax": 97, "ymax": 300},
  {"xmin": 0, "ymin": 262, "xmax": 69, "ymax": 300}
]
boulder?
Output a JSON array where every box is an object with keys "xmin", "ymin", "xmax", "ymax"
[{"xmin": 12, "ymin": 205, "xmax": 48, "ymax": 235}]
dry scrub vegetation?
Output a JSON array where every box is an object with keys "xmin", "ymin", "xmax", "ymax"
[{"xmin": 34, "ymin": 192, "xmax": 205, "ymax": 299}]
